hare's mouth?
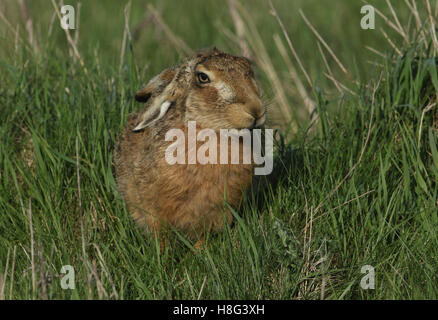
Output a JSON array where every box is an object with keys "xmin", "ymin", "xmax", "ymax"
[
  {"xmin": 255, "ymin": 114, "xmax": 266, "ymax": 128},
  {"xmin": 245, "ymin": 113, "xmax": 265, "ymax": 130}
]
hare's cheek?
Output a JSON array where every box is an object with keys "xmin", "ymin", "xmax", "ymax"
[
  {"xmin": 198, "ymin": 86, "xmax": 219, "ymax": 104},
  {"xmin": 226, "ymin": 105, "xmax": 255, "ymax": 129}
]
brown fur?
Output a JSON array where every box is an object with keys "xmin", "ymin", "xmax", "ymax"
[{"xmin": 114, "ymin": 48, "xmax": 265, "ymax": 239}]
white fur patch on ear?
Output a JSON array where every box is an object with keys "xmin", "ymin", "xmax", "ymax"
[{"xmin": 133, "ymin": 101, "xmax": 172, "ymax": 131}]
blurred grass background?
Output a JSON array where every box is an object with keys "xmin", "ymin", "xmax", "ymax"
[
  {"xmin": 0, "ymin": 0, "xmax": 437, "ymax": 299},
  {"xmin": 1, "ymin": 0, "xmax": 397, "ymax": 71},
  {"xmin": 0, "ymin": 0, "xmax": 408, "ymax": 108}
]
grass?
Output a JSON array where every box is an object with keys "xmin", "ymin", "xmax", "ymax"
[{"xmin": 0, "ymin": 0, "xmax": 437, "ymax": 299}]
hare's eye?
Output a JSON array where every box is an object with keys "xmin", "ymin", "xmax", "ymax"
[{"xmin": 197, "ymin": 72, "xmax": 210, "ymax": 84}]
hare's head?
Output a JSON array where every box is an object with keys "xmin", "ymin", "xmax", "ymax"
[{"xmin": 133, "ymin": 48, "xmax": 265, "ymax": 131}]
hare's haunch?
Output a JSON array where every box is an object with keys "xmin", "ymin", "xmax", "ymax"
[{"xmin": 114, "ymin": 48, "xmax": 266, "ymax": 239}]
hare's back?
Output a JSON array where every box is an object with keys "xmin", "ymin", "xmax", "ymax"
[{"xmin": 114, "ymin": 112, "xmax": 155, "ymax": 197}]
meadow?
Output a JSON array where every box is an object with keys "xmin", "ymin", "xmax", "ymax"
[{"xmin": 0, "ymin": 0, "xmax": 437, "ymax": 299}]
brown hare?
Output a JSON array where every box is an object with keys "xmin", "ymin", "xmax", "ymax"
[{"xmin": 114, "ymin": 48, "xmax": 266, "ymax": 243}]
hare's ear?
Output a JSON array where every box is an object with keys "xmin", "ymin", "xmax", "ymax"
[
  {"xmin": 133, "ymin": 67, "xmax": 178, "ymax": 131},
  {"xmin": 135, "ymin": 67, "xmax": 177, "ymax": 102},
  {"xmin": 133, "ymin": 99, "xmax": 172, "ymax": 131},
  {"xmin": 135, "ymin": 85, "xmax": 154, "ymax": 102}
]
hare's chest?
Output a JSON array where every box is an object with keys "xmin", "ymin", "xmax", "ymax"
[
  {"xmin": 155, "ymin": 128, "xmax": 254, "ymax": 205},
  {"xmin": 158, "ymin": 160, "xmax": 253, "ymax": 204}
]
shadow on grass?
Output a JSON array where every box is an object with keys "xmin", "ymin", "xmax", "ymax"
[{"xmin": 248, "ymin": 141, "xmax": 308, "ymax": 211}]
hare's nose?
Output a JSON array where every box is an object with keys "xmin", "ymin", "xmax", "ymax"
[
  {"xmin": 247, "ymin": 98, "xmax": 264, "ymax": 119},
  {"xmin": 245, "ymin": 97, "xmax": 265, "ymax": 128}
]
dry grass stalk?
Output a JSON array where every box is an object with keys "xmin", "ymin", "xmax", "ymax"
[
  {"xmin": 0, "ymin": 248, "xmax": 10, "ymax": 300},
  {"xmin": 319, "ymin": 238, "xmax": 329, "ymax": 300},
  {"xmin": 9, "ymin": 246, "xmax": 17, "ymax": 299},
  {"xmin": 426, "ymin": 0, "xmax": 438, "ymax": 55},
  {"xmin": 197, "ymin": 275, "xmax": 207, "ymax": 300},
  {"xmin": 366, "ymin": 60, "xmax": 385, "ymax": 68},
  {"xmin": 418, "ymin": 101, "xmax": 436, "ymax": 150},
  {"xmin": 228, "ymin": 0, "xmax": 252, "ymax": 60},
  {"xmin": 410, "ymin": 0, "xmax": 422, "ymax": 30},
  {"xmin": 73, "ymin": 2, "xmax": 81, "ymax": 47},
  {"xmin": 298, "ymin": 184, "xmax": 309, "ymax": 299},
  {"xmin": 299, "ymin": 9, "xmax": 349, "ymax": 77},
  {"xmin": 29, "ymin": 199, "xmax": 36, "ymax": 299},
  {"xmin": 268, "ymin": 0, "xmax": 313, "ymax": 88},
  {"xmin": 147, "ymin": 4, "xmax": 193, "ymax": 57},
  {"xmin": 119, "ymin": 0, "xmax": 132, "ymax": 74},
  {"xmin": 323, "ymin": 73, "xmax": 357, "ymax": 96},
  {"xmin": 69, "ymin": 1, "xmax": 81, "ymax": 64},
  {"xmin": 93, "ymin": 244, "xmax": 119, "ymax": 299},
  {"xmin": 0, "ymin": 8, "xmax": 31, "ymax": 52},
  {"xmin": 314, "ymin": 189, "xmax": 376, "ymax": 222},
  {"xmin": 303, "ymin": 206, "xmax": 314, "ymax": 296},
  {"xmin": 386, "ymin": 0, "xmax": 408, "ymax": 40},
  {"xmin": 48, "ymin": 11, "xmax": 57, "ymax": 38},
  {"xmin": 273, "ymin": 34, "xmax": 316, "ymax": 119},
  {"xmin": 37, "ymin": 249, "xmax": 48, "ymax": 300},
  {"xmin": 365, "ymin": 46, "xmax": 386, "ymax": 59},
  {"xmin": 404, "ymin": 0, "xmax": 428, "ymax": 48},
  {"xmin": 50, "ymin": 0, "xmax": 88, "ymax": 75},
  {"xmin": 380, "ymin": 28, "xmax": 403, "ymax": 56},
  {"xmin": 317, "ymin": 42, "xmax": 342, "ymax": 93},
  {"xmin": 215, "ymin": 20, "xmax": 241, "ymax": 47},
  {"xmin": 0, "ymin": 276, "xmax": 4, "ymax": 300},
  {"xmin": 92, "ymin": 259, "xmax": 108, "ymax": 299},
  {"xmin": 14, "ymin": 23, "xmax": 20, "ymax": 53},
  {"xmin": 75, "ymin": 137, "xmax": 83, "ymax": 225},
  {"xmin": 18, "ymin": 0, "xmax": 39, "ymax": 53}
]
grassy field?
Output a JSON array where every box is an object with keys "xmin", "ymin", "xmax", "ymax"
[{"xmin": 0, "ymin": 0, "xmax": 437, "ymax": 299}]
